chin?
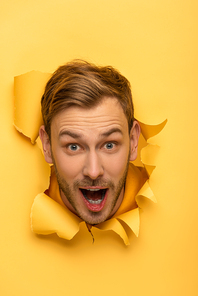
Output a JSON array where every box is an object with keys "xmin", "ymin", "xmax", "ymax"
[{"xmin": 80, "ymin": 210, "xmax": 110, "ymax": 225}]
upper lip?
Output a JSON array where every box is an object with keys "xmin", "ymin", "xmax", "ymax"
[{"xmin": 79, "ymin": 187, "xmax": 108, "ymax": 190}]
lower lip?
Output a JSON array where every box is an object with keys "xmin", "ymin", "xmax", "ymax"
[{"xmin": 81, "ymin": 190, "xmax": 108, "ymax": 212}]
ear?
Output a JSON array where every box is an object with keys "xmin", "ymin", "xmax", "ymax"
[
  {"xmin": 39, "ymin": 125, "xmax": 53, "ymax": 164},
  {"xmin": 129, "ymin": 120, "xmax": 141, "ymax": 161}
]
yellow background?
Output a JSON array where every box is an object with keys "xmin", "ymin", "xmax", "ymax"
[{"xmin": 0, "ymin": 0, "xmax": 197, "ymax": 295}]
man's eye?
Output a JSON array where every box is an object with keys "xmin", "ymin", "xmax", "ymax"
[
  {"xmin": 68, "ymin": 144, "xmax": 79, "ymax": 151},
  {"xmin": 105, "ymin": 143, "xmax": 115, "ymax": 149}
]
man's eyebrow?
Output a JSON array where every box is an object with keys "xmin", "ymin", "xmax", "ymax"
[
  {"xmin": 59, "ymin": 128, "xmax": 122, "ymax": 139},
  {"xmin": 100, "ymin": 128, "xmax": 123, "ymax": 137},
  {"xmin": 59, "ymin": 130, "xmax": 82, "ymax": 139}
]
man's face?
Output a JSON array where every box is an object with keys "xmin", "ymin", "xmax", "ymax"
[{"xmin": 40, "ymin": 97, "xmax": 140, "ymax": 225}]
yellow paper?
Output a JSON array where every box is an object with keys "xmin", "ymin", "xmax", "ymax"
[
  {"xmin": 31, "ymin": 193, "xmax": 82, "ymax": 239},
  {"xmin": 139, "ymin": 120, "xmax": 167, "ymax": 141},
  {"xmin": 14, "ymin": 71, "xmax": 51, "ymax": 143}
]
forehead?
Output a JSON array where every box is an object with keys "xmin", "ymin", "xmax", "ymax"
[{"xmin": 51, "ymin": 97, "xmax": 128, "ymax": 136}]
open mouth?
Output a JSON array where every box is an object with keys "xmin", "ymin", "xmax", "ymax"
[
  {"xmin": 80, "ymin": 188, "xmax": 108, "ymax": 211},
  {"xmin": 81, "ymin": 188, "xmax": 107, "ymax": 204}
]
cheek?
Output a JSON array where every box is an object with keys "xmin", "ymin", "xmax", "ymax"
[
  {"xmin": 103, "ymin": 149, "xmax": 129, "ymax": 179},
  {"xmin": 53, "ymin": 150, "xmax": 84, "ymax": 180}
]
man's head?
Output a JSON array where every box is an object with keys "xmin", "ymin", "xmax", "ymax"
[
  {"xmin": 40, "ymin": 60, "xmax": 140, "ymax": 225},
  {"xmin": 41, "ymin": 60, "xmax": 135, "ymax": 139}
]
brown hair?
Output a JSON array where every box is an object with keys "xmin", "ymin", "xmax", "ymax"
[{"xmin": 41, "ymin": 60, "xmax": 134, "ymax": 138}]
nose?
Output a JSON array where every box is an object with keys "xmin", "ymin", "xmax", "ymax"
[{"xmin": 83, "ymin": 151, "xmax": 104, "ymax": 180}]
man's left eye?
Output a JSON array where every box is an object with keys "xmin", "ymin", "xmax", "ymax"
[{"xmin": 105, "ymin": 143, "xmax": 115, "ymax": 149}]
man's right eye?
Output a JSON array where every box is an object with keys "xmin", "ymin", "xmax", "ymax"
[{"xmin": 68, "ymin": 144, "xmax": 79, "ymax": 151}]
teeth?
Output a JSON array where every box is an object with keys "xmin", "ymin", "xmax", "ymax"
[
  {"xmin": 87, "ymin": 189, "xmax": 100, "ymax": 191},
  {"xmin": 88, "ymin": 199, "xmax": 103, "ymax": 204}
]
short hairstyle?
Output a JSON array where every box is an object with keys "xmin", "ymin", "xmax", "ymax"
[{"xmin": 41, "ymin": 60, "xmax": 134, "ymax": 138}]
